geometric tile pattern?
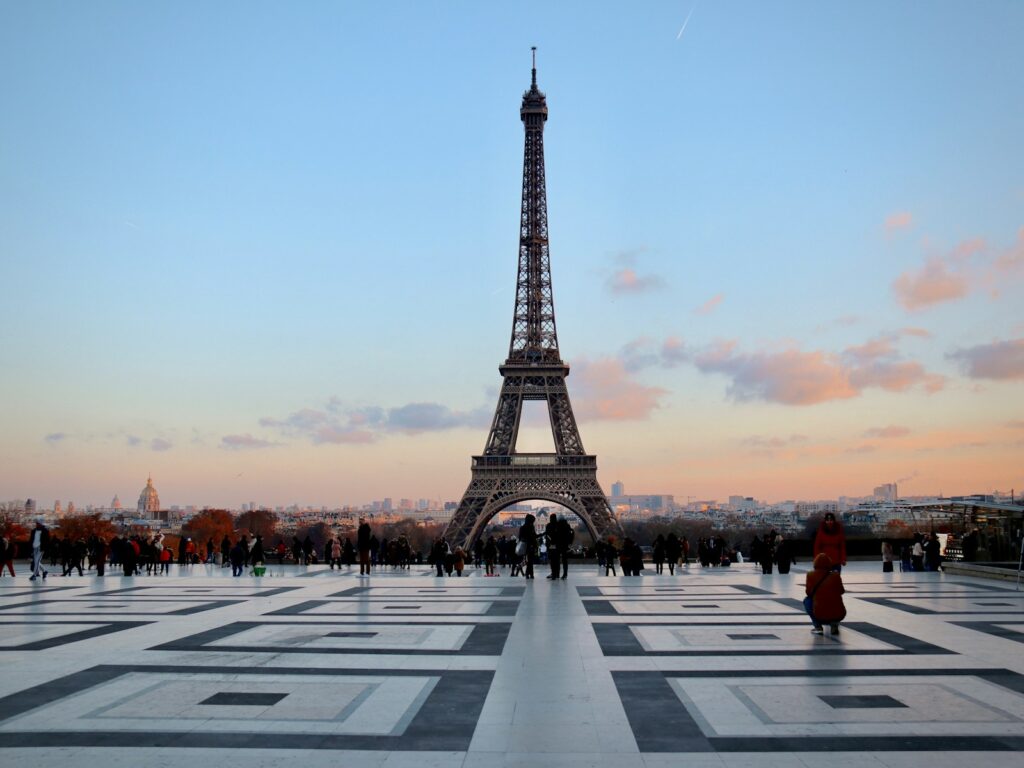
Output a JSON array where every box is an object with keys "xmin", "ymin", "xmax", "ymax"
[{"xmin": 3, "ymin": 563, "xmax": 1024, "ymax": 765}]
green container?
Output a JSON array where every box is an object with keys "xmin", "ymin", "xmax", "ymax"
[{"xmin": 253, "ymin": 565, "xmax": 266, "ymax": 577}]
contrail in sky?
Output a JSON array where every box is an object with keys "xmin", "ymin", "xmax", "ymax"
[{"xmin": 676, "ymin": 4, "xmax": 697, "ymax": 40}]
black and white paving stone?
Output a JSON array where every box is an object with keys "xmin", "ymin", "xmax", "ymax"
[{"xmin": 0, "ymin": 561, "xmax": 1022, "ymax": 767}]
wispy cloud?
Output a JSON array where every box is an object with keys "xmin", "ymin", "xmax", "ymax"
[
  {"xmin": 259, "ymin": 398, "xmax": 491, "ymax": 445},
  {"xmin": 884, "ymin": 211, "xmax": 913, "ymax": 232},
  {"xmin": 863, "ymin": 425, "xmax": 911, "ymax": 439},
  {"xmin": 150, "ymin": 437, "xmax": 172, "ymax": 452},
  {"xmin": 44, "ymin": 432, "xmax": 67, "ymax": 444},
  {"xmin": 694, "ymin": 293, "xmax": 724, "ymax": 316},
  {"xmin": 947, "ymin": 338, "xmax": 1024, "ymax": 381},
  {"xmin": 126, "ymin": 435, "xmax": 143, "ymax": 447},
  {"xmin": 692, "ymin": 334, "xmax": 944, "ymax": 406},
  {"xmin": 889, "ymin": 233, "xmax": 1024, "ymax": 310},
  {"xmin": 221, "ymin": 434, "xmax": 281, "ymax": 450},
  {"xmin": 742, "ymin": 434, "xmax": 808, "ymax": 456},
  {"xmin": 693, "ymin": 343, "xmax": 858, "ymax": 405},
  {"xmin": 570, "ymin": 357, "xmax": 668, "ymax": 421},
  {"xmin": 607, "ymin": 268, "xmax": 665, "ymax": 295},
  {"xmin": 892, "ymin": 255, "xmax": 970, "ymax": 310}
]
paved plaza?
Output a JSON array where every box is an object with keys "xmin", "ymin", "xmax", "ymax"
[{"xmin": 1, "ymin": 561, "xmax": 1023, "ymax": 767}]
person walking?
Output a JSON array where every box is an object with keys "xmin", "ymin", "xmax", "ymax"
[
  {"xmin": 1, "ymin": 534, "xmax": 16, "ymax": 577},
  {"xmin": 230, "ymin": 541, "xmax": 245, "ymax": 577},
  {"xmin": 357, "ymin": 518, "xmax": 372, "ymax": 576},
  {"xmin": 602, "ymin": 538, "xmax": 618, "ymax": 576},
  {"xmin": 813, "ymin": 513, "xmax": 847, "ymax": 572},
  {"xmin": 29, "ymin": 520, "xmax": 50, "ymax": 581},
  {"xmin": 432, "ymin": 537, "xmax": 449, "ymax": 577},
  {"xmin": 652, "ymin": 534, "xmax": 666, "ymax": 575},
  {"xmin": 665, "ymin": 533, "xmax": 681, "ymax": 575},
  {"xmin": 805, "ymin": 553, "xmax": 846, "ymax": 635},
  {"xmin": 483, "ymin": 536, "xmax": 497, "ymax": 576}
]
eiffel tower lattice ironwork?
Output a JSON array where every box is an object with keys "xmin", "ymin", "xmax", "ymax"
[{"xmin": 443, "ymin": 51, "xmax": 623, "ymax": 549}]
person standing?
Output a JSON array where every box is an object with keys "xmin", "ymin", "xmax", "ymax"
[
  {"xmin": 519, "ymin": 514, "xmax": 537, "ymax": 579},
  {"xmin": 775, "ymin": 535, "xmax": 792, "ymax": 574},
  {"xmin": 813, "ymin": 513, "xmax": 847, "ymax": 572},
  {"xmin": 357, "ymin": 517, "xmax": 372, "ymax": 576},
  {"xmin": 250, "ymin": 535, "xmax": 266, "ymax": 567},
  {"xmin": 881, "ymin": 540, "xmax": 894, "ymax": 573},
  {"xmin": 911, "ymin": 535, "xmax": 925, "ymax": 571},
  {"xmin": 924, "ymin": 533, "xmax": 942, "ymax": 571},
  {"xmin": 805, "ymin": 553, "xmax": 846, "ymax": 635},
  {"xmin": 557, "ymin": 516, "xmax": 574, "ymax": 579},
  {"xmin": 545, "ymin": 513, "xmax": 561, "ymax": 580},
  {"xmin": 29, "ymin": 520, "xmax": 49, "ymax": 581}
]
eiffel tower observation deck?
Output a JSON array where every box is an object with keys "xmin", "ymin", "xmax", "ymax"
[{"xmin": 443, "ymin": 51, "xmax": 623, "ymax": 549}]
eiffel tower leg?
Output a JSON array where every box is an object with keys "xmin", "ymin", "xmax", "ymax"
[{"xmin": 445, "ymin": 480, "xmax": 493, "ymax": 549}]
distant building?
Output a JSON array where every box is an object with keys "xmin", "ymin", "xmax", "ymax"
[
  {"xmin": 137, "ymin": 475, "xmax": 161, "ymax": 516},
  {"xmin": 66, "ymin": 501, "xmax": 76, "ymax": 515},
  {"xmin": 873, "ymin": 483, "xmax": 898, "ymax": 502},
  {"xmin": 54, "ymin": 500, "xmax": 61, "ymax": 515},
  {"xmin": 111, "ymin": 495, "xmax": 122, "ymax": 510},
  {"xmin": 25, "ymin": 498, "xmax": 36, "ymax": 515},
  {"xmin": 611, "ymin": 481, "xmax": 625, "ymax": 498}
]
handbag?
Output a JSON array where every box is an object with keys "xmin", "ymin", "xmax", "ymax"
[
  {"xmin": 515, "ymin": 540, "xmax": 526, "ymax": 557},
  {"xmin": 802, "ymin": 572, "xmax": 831, "ymax": 615}
]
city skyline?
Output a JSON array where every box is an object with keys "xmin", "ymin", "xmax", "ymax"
[{"xmin": 2, "ymin": 2, "xmax": 1023, "ymax": 508}]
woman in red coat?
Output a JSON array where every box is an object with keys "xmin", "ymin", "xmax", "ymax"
[
  {"xmin": 813, "ymin": 513, "xmax": 847, "ymax": 572},
  {"xmin": 805, "ymin": 553, "xmax": 846, "ymax": 635}
]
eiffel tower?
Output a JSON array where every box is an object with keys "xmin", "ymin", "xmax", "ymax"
[{"xmin": 443, "ymin": 51, "xmax": 623, "ymax": 549}]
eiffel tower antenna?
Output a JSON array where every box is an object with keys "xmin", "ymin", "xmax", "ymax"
[{"xmin": 443, "ymin": 52, "xmax": 622, "ymax": 549}]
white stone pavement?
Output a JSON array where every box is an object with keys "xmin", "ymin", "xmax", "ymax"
[{"xmin": 1, "ymin": 560, "xmax": 1022, "ymax": 767}]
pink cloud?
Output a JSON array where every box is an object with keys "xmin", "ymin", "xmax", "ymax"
[
  {"xmin": 843, "ymin": 336, "xmax": 897, "ymax": 364},
  {"xmin": 693, "ymin": 337, "xmax": 944, "ymax": 406},
  {"xmin": 863, "ymin": 425, "xmax": 911, "ymax": 439},
  {"xmin": 948, "ymin": 338, "xmax": 1024, "ymax": 381},
  {"xmin": 892, "ymin": 256, "xmax": 969, "ymax": 310},
  {"xmin": 695, "ymin": 293, "xmax": 724, "ymax": 315},
  {"xmin": 693, "ymin": 344, "xmax": 858, "ymax": 405},
  {"xmin": 570, "ymin": 357, "xmax": 668, "ymax": 420},
  {"xmin": 849, "ymin": 360, "xmax": 945, "ymax": 393},
  {"xmin": 884, "ymin": 211, "xmax": 913, "ymax": 232},
  {"xmin": 607, "ymin": 268, "xmax": 664, "ymax": 295}
]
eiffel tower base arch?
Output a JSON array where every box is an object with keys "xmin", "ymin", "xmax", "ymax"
[{"xmin": 443, "ymin": 455, "xmax": 623, "ymax": 549}]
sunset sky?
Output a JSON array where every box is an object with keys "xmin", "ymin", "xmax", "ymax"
[{"xmin": 2, "ymin": 1, "xmax": 1022, "ymax": 509}]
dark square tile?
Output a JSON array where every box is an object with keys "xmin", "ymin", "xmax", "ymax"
[
  {"xmin": 726, "ymin": 633, "xmax": 779, "ymax": 641},
  {"xmin": 325, "ymin": 631, "xmax": 378, "ymax": 638},
  {"xmin": 819, "ymin": 694, "xmax": 906, "ymax": 709},
  {"xmin": 384, "ymin": 605, "xmax": 420, "ymax": 609},
  {"xmin": 976, "ymin": 602, "xmax": 1013, "ymax": 607},
  {"xmin": 200, "ymin": 692, "xmax": 288, "ymax": 706},
  {"xmin": 683, "ymin": 604, "xmax": 719, "ymax": 608}
]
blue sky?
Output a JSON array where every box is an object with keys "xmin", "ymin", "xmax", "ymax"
[{"xmin": 2, "ymin": 1, "xmax": 1022, "ymax": 508}]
